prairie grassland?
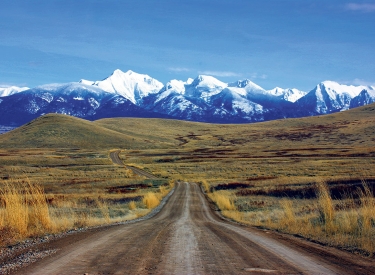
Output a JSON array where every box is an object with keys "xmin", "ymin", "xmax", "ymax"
[{"xmin": 0, "ymin": 148, "xmax": 173, "ymax": 246}]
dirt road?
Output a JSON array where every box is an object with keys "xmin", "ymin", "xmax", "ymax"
[
  {"xmin": 109, "ymin": 150, "xmax": 158, "ymax": 179},
  {"xmin": 13, "ymin": 182, "xmax": 375, "ymax": 275}
]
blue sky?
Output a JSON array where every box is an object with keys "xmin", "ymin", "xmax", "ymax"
[{"xmin": 1, "ymin": 0, "xmax": 374, "ymax": 91}]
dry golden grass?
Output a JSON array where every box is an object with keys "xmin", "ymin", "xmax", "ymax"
[
  {"xmin": 316, "ymin": 180, "xmax": 335, "ymax": 232},
  {"xmin": 201, "ymin": 180, "xmax": 210, "ymax": 193},
  {"xmin": 279, "ymin": 199, "xmax": 296, "ymax": 228},
  {"xmin": 0, "ymin": 180, "xmax": 52, "ymax": 243},
  {"xmin": 215, "ymin": 180, "xmax": 375, "ymax": 256},
  {"xmin": 128, "ymin": 201, "xmax": 137, "ymax": 210},
  {"xmin": 209, "ymin": 191, "xmax": 236, "ymax": 211},
  {"xmin": 142, "ymin": 192, "xmax": 160, "ymax": 209},
  {"xmin": 0, "ymin": 148, "xmax": 174, "ymax": 247}
]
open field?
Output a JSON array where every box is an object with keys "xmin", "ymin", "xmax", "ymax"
[
  {"xmin": 0, "ymin": 147, "xmax": 172, "ymax": 247},
  {"xmin": 0, "ymin": 103, "xmax": 374, "ymax": 256}
]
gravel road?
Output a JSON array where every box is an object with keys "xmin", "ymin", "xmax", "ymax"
[
  {"xmin": 11, "ymin": 181, "xmax": 375, "ymax": 275},
  {"xmin": 109, "ymin": 150, "xmax": 158, "ymax": 179}
]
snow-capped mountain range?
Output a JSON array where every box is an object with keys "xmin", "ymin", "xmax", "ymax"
[{"xmin": 0, "ymin": 69, "xmax": 374, "ymax": 126}]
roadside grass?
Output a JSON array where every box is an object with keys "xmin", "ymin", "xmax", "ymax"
[
  {"xmin": 0, "ymin": 180, "xmax": 52, "ymax": 243},
  {"xmin": 208, "ymin": 180, "xmax": 375, "ymax": 256},
  {"xmin": 208, "ymin": 191, "xmax": 236, "ymax": 211},
  {"xmin": 143, "ymin": 192, "xmax": 160, "ymax": 209},
  {"xmin": 0, "ymin": 177, "xmax": 173, "ymax": 246},
  {"xmin": 0, "ymin": 149, "xmax": 173, "ymax": 247}
]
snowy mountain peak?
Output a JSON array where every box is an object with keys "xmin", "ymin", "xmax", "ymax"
[
  {"xmin": 112, "ymin": 69, "xmax": 134, "ymax": 76},
  {"xmin": 184, "ymin": 75, "xmax": 227, "ymax": 100},
  {"xmin": 186, "ymin": 78, "xmax": 194, "ymax": 85},
  {"xmin": 0, "ymin": 86, "xmax": 29, "ymax": 97},
  {"xmin": 316, "ymin": 81, "xmax": 370, "ymax": 97},
  {"xmin": 88, "ymin": 69, "xmax": 164, "ymax": 104},
  {"xmin": 165, "ymin": 79, "xmax": 187, "ymax": 93},
  {"xmin": 297, "ymin": 80, "xmax": 375, "ymax": 114},
  {"xmin": 79, "ymin": 79, "xmax": 95, "ymax": 86},
  {"xmin": 229, "ymin": 79, "xmax": 254, "ymax": 88},
  {"xmin": 229, "ymin": 79, "xmax": 265, "ymax": 93},
  {"xmin": 193, "ymin": 75, "xmax": 227, "ymax": 88},
  {"xmin": 267, "ymin": 87, "xmax": 307, "ymax": 102}
]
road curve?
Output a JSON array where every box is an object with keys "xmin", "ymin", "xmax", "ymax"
[
  {"xmin": 109, "ymin": 150, "xmax": 158, "ymax": 179},
  {"xmin": 14, "ymin": 182, "xmax": 375, "ymax": 275}
]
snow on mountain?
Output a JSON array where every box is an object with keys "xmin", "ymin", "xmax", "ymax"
[
  {"xmin": 267, "ymin": 87, "xmax": 307, "ymax": 102},
  {"xmin": 226, "ymin": 79, "xmax": 294, "ymax": 113},
  {"xmin": 79, "ymin": 79, "xmax": 95, "ymax": 86},
  {"xmin": 184, "ymin": 75, "xmax": 227, "ymax": 101},
  {"xmin": 0, "ymin": 86, "xmax": 29, "ymax": 97},
  {"xmin": 143, "ymin": 76, "xmax": 293, "ymax": 122},
  {"xmin": 1, "ymin": 68, "xmax": 375, "ymax": 126},
  {"xmin": 0, "ymin": 82, "xmax": 125, "ymax": 125},
  {"xmin": 296, "ymin": 81, "xmax": 373, "ymax": 115},
  {"xmin": 152, "ymin": 78, "xmax": 194, "ymax": 104},
  {"xmin": 21, "ymin": 82, "xmax": 116, "ymax": 115},
  {"xmin": 0, "ymin": 81, "xmax": 171, "ymax": 126},
  {"xmin": 146, "ymin": 92, "xmax": 209, "ymax": 121},
  {"xmin": 350, "ymin": 88, "xmax": 375, "ymax": 108},
  {"xmin": 88, "ymin": 69, "xmax": 164, "ymax": 105},
  {"xmin": 210, "ymin": 88, "xmax": 265, "ymax": 122},
  {"xmin": 141, "ymin": 78, "xmax": 210, "ymax": 121},
  {"xmin": 229, "ymin": 79, "xmax": 264, "ymax": 91}
]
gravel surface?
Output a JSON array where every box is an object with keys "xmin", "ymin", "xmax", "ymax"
[{"xmin": 0, "ymin": 249, "xmax": 57, "ymax": 275}]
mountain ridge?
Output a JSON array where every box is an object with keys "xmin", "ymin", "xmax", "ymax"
[{"xmin": 1, "ymin": 69, "xmax": 374, "ymax": 126}]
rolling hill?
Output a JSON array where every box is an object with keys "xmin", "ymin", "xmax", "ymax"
[
  {"xmin": 1, "ymin": 101, "xmax": 374, "ymax": 152},
  {"xmin": 0, "ymin": 114, "xmax": 159, "ymax": 149}
]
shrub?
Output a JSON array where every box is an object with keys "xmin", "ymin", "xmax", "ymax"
[
  {"xmin": 209, "ymin": 192, "xmax": 236, "ymax": 211},
  {"xmin": 142, "ymin": 192, "xmax": 160, "ymax": 209}
]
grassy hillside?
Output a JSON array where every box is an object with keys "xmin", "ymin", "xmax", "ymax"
[
  {"xmin": 96, "ymin": 103, "xmax": 375, "ymax": 151},
  {"xmin": 0, "ymin": 114, "xmax": 159, "ymax": 149},
  {"xmin": 90, "ymin": 104, "xmax": 375, "ymax": 183},
  {"xmin": 1, "ymin": 103, "xmax": 374, "ymax": 150}
]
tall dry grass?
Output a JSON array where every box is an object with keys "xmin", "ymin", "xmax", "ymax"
[
  {"xmin": 142, "ymin": 192, "xmax": 160, "ymax": 209},
  {"xmin": 201, "ymin": 180, "xmax": 210, "ymax": 193},
  {"xmin": 0, "ymin": 180, "xmax": 52, "ymax": 243},
  {"xmin": 95, "ymin": 198, "xmax": 110, "ymax": 223},
  {"xmin": 316, "ymin": 180, "xmax": 335, "ymax": 232},
  {"xmin": 128, "ymin": 201, "xmax": 137, "ymax": 210},
  {"xmin": 209, "ymin": 191, "xmax": 236, "ymax": 211},
  {"xmin": 279, "ymin": 199, "xmax": 296, "ymax": 228},
  {"xmin": 227, "ymin": 180, "xmax": 375, "ymax": 256},
  {"xmin": 0, "ymin": 177, "xmax": 174, "ymax": 246}
]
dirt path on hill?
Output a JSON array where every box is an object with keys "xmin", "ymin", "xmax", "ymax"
[
  {"xmin": 11, "ymin": 182, "xmax": 375, "ymax": 275},
  {"xmin": 109, "ymin": 150, "xmax": 158, "ymax": 179}
]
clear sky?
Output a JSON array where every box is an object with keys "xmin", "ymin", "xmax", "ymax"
[{"xmin": 1, "ymin": 0, "xmax": 374, "ymax": 91}]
